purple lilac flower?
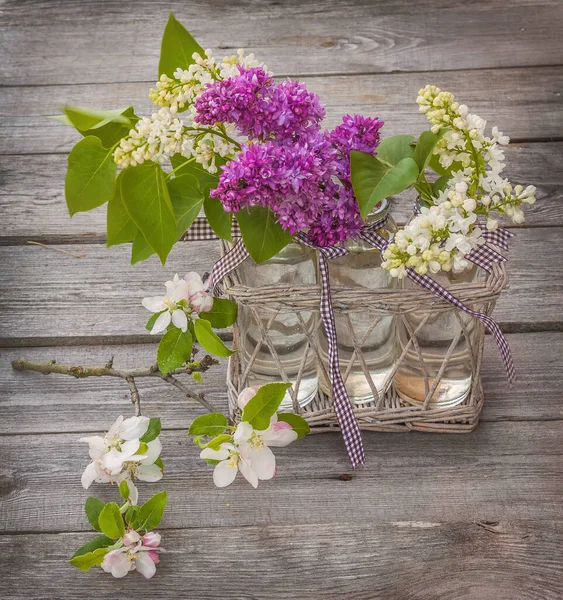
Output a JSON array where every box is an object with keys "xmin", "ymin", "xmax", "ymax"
[
  {"xmin": 328, "ymin": 114, "xmax": 384, "ymax": 181},
  {"xmin": 195, "ymin": 66, "xmax": 325, "ymax": 143}
]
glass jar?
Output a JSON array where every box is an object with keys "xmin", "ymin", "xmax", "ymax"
[
  {"xmin": 394, "ymin": 246, "xmax": 483, "ymax": 408},
  {"xmin": 318, "ymin": 200, "xmax": 398, "ymax": 404},
  {"xmin": 236, "ymin": 242, "xmax": 319, "ymax": 410}
]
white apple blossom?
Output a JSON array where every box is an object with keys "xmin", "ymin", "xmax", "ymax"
[
  {"xmin": 142, "ymin": 272, "xmax": 213, "ymax": 335},
  {"xmin": 80, "ymin": 416, "xmax": 163, "ymax": 501},
  {"xmin": 101, "ymin": 530, "xmax": 162, "ymax": 579}
]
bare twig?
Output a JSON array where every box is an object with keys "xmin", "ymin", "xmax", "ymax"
[
  {"xmin": 126, "ymin": 376, "xmax": 141, "ymax": 416},
  {"xmin": 27, "ymin": 241, "xmax": 85, "ymax": 259},
  {"xmin": 11, "ymin": 357, "xmax": 219, "ymax": 413}
]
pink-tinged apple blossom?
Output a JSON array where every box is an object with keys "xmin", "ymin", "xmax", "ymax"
[
  {"xmin": 101, "ymin": 542, "xmax": 160, "ymax": 579},
  {"xmin": 236, "ymin": 385, "xmax": 261, "ymax": 410},
  {"xmin": 184, "ymin": 272, "xmax": 213, "ymax": 313}
]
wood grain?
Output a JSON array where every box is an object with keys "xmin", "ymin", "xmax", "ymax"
[
  {"xmin": 1, "ymin": 142, "xmax": 561, "ymax": 244},
  {"xmin": 1, "ymin": 332, "xmax": 562, "ymax": 435},
  {"xmin": 2, "ymin": 67, "xmax": 562, "ymax": 156},
  {"xmin": 1, "ymin": 423, "xmax": 562, "ymax": 533},
  {"xmin": 0, "ymin": 227, "xmax": 560, "ymax": 345},
  {"xmin": 1, "ymin": 521, "xmax": 562, "ymax": 599},
  {"xmin": 1, "ymin": 1, "xmax": 562, "ymax": 85}
]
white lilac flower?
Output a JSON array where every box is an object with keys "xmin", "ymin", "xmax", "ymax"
[
  {"xmin": 142, "ymin": 272, "xmax": 213, "ymax": 335},
  {"xmin": 101, "ymin": 530, "xmax": 162, "ymax": 579}
]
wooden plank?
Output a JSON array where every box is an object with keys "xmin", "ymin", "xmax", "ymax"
[
  {"xmin": 1, "ymin": 1, "xmax": 562, "ymax": 85},
  {"xmin": 0, "ymin": 227, "xmax": 560, "ymax": 345},
  {"xmin": 2, "ymin": 67, "xmax": 562, "ymax": 156},
  {"xmin": 1, "ymin": 332, "xmax": 561, "ymax": 435},
  {"xmin": 1, "ymin": 521, "xmax": 562, "ymax": 599},
  {"xmin": 2, "ymin": 142, "xmax": 560, "ymax": 245},
  {"xmin": 0, "ymin": 423, "xmax": 562, "ymax": 533}
]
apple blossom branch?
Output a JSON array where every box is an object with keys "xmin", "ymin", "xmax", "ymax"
[{"xmin": 11, "ymin": 355, "xmax": 219, "ymax": 414}]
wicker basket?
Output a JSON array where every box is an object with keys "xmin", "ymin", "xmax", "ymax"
[{"xmin": 222, "ymin": 240, "xmax": 508, "ymax": 434}]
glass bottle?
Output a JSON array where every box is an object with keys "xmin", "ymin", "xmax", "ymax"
[
  {"xmin": 235, "ymin": 242, "xmax": 319, "ymax": 410},
  {"xmin": 394, "ymin": 223, "xmax": 483, "ymax": 408},
  {"xmin": 318, "ymin": 200, "xmax": 398, "ymax": 404}
]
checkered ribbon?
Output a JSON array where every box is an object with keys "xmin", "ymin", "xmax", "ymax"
[{"xmin": 359, "ymin": 227, "xmax": 515, "ymax": 382}]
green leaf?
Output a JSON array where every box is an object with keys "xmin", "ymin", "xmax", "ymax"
[
  {"xmin": 65, "ymin": 136, "xmax": 117, "ymax": 216},
  {"xmin": 136, "ymin": 441, "xmax": 149, "ymax": 455},
  {"xmin": 146, "ymin": 310, "xmax": 166, "ymax": 331},
  {"xmin": 193, "ymin": 318, "xmax": 235, "ymax": 357},
  {"xmin": 204, "ymin": 186, "xmax": 232, "ymax": 242},
  {"xmin": 351, "ymin": 151, "xmax": 419, "ymax": 218},
  {"xmin": 277, "ymin": 413, "xmax": 310, "ymax": 439},
  {"xmin": 375, "ymin": 135, "xmax": 415, "ymax": 167},
  {"xmin": 98, "ymin": 502, "xmax": 125, "ymax": 539},
  {"xmin": 125, "ymin": 505, "xmax": 140, "ymax": 527},
  {"xmin": 236, "ymin": 206, "xmax": 292, "ymax": 263},
  {"xmin": 121, "ymin": 163, "xmax": 177, "ymax": 265},
  {"xmin": 119, "ymin": 480, "xmax": 130, "ymax": 500},
  {"xmin": 137, "ymin": 491, "xmax": 168, "ymax": 531},
  {"xmin": 191, "ymin": 371, "xmax": 202, "ymax": 383},
  {"xmin": 205, "ymin": 433, "xmax": 233, "ymax": 449},
  {"xmin": 141, "ymin": 417, "xmax": 162, "ymax": 443},
  {"xmin": 107, "ymin": 170, "xmax": 138, "ymax": 247},
  {"xmin": 154, "ymin": 457, "xmax": 164, "ymax": 469},
  {"xmin": 413, "ymin": 129, "xmax": 446, "ymax": 171},
  {"xmin": 157, "ymin": 328, "xmax": 193, "ymax": 375},
  {"xmin": 170, "ymin": 155, "xmax": 219, "ymax": 190},
  {"xmin": 71, "ymin": 534, "xmax": 114, "ymax": 559},
  {"xmin": 432, "ymin": 175, "xmax": 450, "ymax": 197},
  {"xmin": 63, "ymin": 106, "xmax": 138, "ymax": 148},
  {"xmin": 188, "ymin": 413, "xmax": 228, "ymax": 437},
  {"xmin": 131, "ymin": 231, "xmax": 156, "ymax": 264},
  {"xmin": 159, "ymin": 13, "xmax": 204, "ymax": 77},
  {"xmin": 198, "ymin": 297, "xmax": 238, "ymax": 328},
  {"xmin": 84, "ymin": 497, "xmax": 105, "ymax": 532},
  {"xmin": 241, "ymin": 382, "xmax": 292, "ymax": 430},
  {"xmin": 167, "ymin": 173, "xmax": 204, "ymax": 237},
  {"xmin": 70, "ymin": 547, "xmax": 110, "ymax": 572}
]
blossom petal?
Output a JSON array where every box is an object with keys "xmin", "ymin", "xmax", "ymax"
[
  {"xmin": 200, "ymin": 445, "xmax": 231, "ymax": 461},
  {"xmin": 120, "ymin": 416, "xmax": 150, "ymax": 440},
  {"xmin": 150, "ymin": 311, "xmax": 171, "ymax": 335},
  {"xmin": 135, "ymin": 463, "xmax": 163, "ymax": 482},
  {"xmin": 233, "ymin": 421, "xmax": 253, "ymax": 444},
  {"xmin": 191, "ymin": 292, "xmax": 213, "ymax": 313},
  {"xmin": 126, "ymin": 478, "xmax": 139, "ymax": 505},
  {"xmin": 142, "ymin": 296, "xmax": 167, "ymax": 313},
  {"xmin": 171, "ymin": 309, "xmax": 188, "ymax": 332},
  {"xmin": 172, "ymin": 279, "xmax": 190, "ymax": 303},
  {"xmin": 143, "ymin": 438, "xmax": 162, "ymax": 465},
  {"xmin": 135, "ymin": 552, "xmax": 157, "ymax": 579},
  {"xmin": 143, "ymin": 532, "xmax": 161, "ymax": 548},
  {"xmin": 247, "ymin": 446, "xmax": 276, "ymax": 480},
  {"xmin": 79, "ymin": 435, "xmax": 107, "ymax": 460},
  {"xmin": 81, "ymin": 462, "xmax": 99, "ymax": 489},
  {"xmin": 238, "ymin": 457, "xmax": 259, "ymax": 489},
  {"xmin": 261, "ymin": 425, "xmax": 298, "ymax": 448},
  {"xmin": 120, "ymin": 438, "xmax": 141, "ymax": 458},
  {"xmin": 212, "ymin": 460, "xmax": 238, "ymax": 488},
  {"xmin": 101, "ymin": 549, "xmax": 130, "ymax": 578}
]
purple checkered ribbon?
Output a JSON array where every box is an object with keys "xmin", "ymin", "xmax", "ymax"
[{"xmin": 360, "ymin": 227, "xmax": 515, "ymax": 382}]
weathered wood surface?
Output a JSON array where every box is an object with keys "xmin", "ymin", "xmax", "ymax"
[
  {"xmin": 1, "ymin": 423, "xmax": 562, "ymax": 533},
  {"xmin": 2, "ymin": 1, "xmax": 563, "ymax": 84},
  {"xmin": 2, "ymin": 142, "xmax": 561, "ymax": 244},
  {"xmin": 2, "ymin": 332, "xmax": 562, "ymax": 436},
  {"xmin": 1, "ymin": 0, "xmax": 563, "ymax": 596},
  {"xmin": 0, "ymin": 227, "xmax": 561, "ymax": 345},
  {"xmin": 1, "ymin": 521, "xmax": 563, "ymax": 599},
  {"xmin": 3, "ymin": 67, "xmax": 562, "ymax": 156}
]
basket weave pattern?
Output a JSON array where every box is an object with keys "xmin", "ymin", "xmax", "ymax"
[{"xmin": 223, "ymin": 240, "xmax": 508, "ymax": 434}]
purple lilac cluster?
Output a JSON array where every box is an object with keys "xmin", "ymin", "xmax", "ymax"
[
  {"xmin": 194, "ymin": 66, "xmax": 325, "ymax": 143},
  {"xmin": 198, "ymin": 68, "xmax": 384, "ymax": 246}
]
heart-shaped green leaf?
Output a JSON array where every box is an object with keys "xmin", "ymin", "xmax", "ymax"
[
  {"xmin": 167, "ymin": 173, "xmax": 204, "ymax": 237},
  {"xmin": 236, "ymin": 206, "xmax": 292, "ymax": 263},
  {"xmin": 351, "ymin": 151, "xmax": 419, "ymax": 218},
  {"xmin": 107, "ymin": 170, "xmax": 138, "ymax": 247},
  {"xmin": 375, "ymin": 135, "xmax": 415, "ymax": 167},
  {"xmin": 204, "ymin": 186, "xmax": 233, "ymax": 242},
  {"xmin": 159, "ymin": 13, "xmax": 204, "ymax": 77}
]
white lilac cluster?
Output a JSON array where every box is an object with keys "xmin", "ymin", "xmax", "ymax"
[
  {"xmin": 102, "ymin": 530, "xmax": 162, "ymax": 579},
  {"xmin": 383, "ymin": 85, "xmax": 537, "ymax": 277},
  {"xmin": 200, "ymin": 387, "xmax": 298, "ymax": 488},
  {"xmin": 142, "ymin": 272, "xmax": 213, "ymax": 335},
  {"xmin": 80, "ymin": 416, "xmax": 163, "ymax": 503},
  {"xmin": 114, "ymin": 49, "xmax": 263, "ymax": 172}
]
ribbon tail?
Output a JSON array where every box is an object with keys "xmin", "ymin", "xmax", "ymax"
[{"xmin": 317, "ymin": 252, "xmax": 366, "ymax": 467}]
